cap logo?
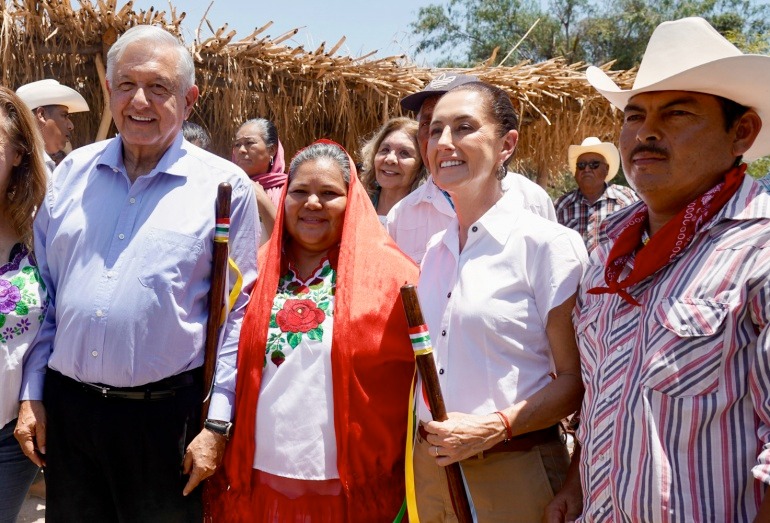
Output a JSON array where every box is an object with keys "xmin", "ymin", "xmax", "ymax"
[{"xmin": 426, "ymin": 73, "xmax": 457, "ymax": 90}]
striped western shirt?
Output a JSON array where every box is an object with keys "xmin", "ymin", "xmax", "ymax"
[
  {"xmin": 555, "ymin": 183, "xmax": 639, "ymax": 253},
  {"xmin": 575, "ymin": 176, "xmax": 770, "ymax": 522}
]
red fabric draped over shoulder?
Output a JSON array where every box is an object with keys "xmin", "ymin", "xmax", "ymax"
[{"xmin": 206, "ymin": 140, "xmax": 418, "ymax": 522}]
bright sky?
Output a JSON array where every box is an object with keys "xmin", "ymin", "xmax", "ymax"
[{"xmin": 123, "ymin": 0, "xmax": 442, "ymax": 66}]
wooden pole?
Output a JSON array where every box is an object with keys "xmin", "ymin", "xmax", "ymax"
[
  {"xmin": 201, "ymin": 183, "xmax": 232, "ymax": 424},
  {"xmin": 400, "ymin": 284, "xmax": 474, "ymax": 523}
]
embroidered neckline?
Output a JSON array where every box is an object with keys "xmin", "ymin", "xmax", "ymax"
[{"xmin": 0, "ymin": 243, "xmax": 29, "ymax": 276}]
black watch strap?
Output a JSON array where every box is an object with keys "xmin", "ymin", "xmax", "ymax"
[{"xmin": 204, "ymin": 419, "xmax": 233, "ymax": 440}]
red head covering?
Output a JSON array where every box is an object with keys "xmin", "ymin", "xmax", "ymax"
[{"xmin": 209, "ymin": 140, "xmax": 418, "ymax": 522}]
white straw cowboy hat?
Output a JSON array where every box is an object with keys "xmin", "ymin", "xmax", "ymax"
[
  {"xmin": 586, "ymin": 16, "xmax": 770, "ymax": 161},
  {"xmin": 16, "ymin": 79, "xmax": 89, "ymax": 113},
  {"xmin": 568, "ymin": 137, "xmax": 620, "ymax": 181}
]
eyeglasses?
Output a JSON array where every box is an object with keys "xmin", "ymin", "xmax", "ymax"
[{"xmin": 576, "ymin": 160, "xmax": 604, "ymax": 170}]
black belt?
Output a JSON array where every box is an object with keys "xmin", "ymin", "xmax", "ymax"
[{"xmin": 50, "ymin": 368, "xmax": 201, "ymax": 401}]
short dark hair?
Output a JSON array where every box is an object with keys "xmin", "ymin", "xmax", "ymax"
[
  {"xmin": 716, "ymin": 96, "xmax": 750, "ymax": 131},
  {"xmin": 182, "ymin": 121, "xmax": 211, "ymax": 150}
]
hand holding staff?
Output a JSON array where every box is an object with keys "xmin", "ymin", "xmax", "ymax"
[
  {"xmin": 201, "ymin": 182, "xmax": 232, "ymax": 424},
  {"xmin": 400, "ymin": 284, "xmax": 474, "ymax": 523}
]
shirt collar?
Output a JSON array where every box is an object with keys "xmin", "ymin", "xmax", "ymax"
[
  {"xmin": 447, "ymin": 190, "xmax": 520, "ymax": 250},
  {"xmin": 604, "ymin": 174, "xmax": 770, "ymax": 241},
  {"xmin": 96, "ymin": 131, "xmax": 188, "ymax": 179}
]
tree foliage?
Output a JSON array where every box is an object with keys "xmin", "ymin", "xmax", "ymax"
[{"xmin": 410, "ymin": 0, "xmax": 770, "ymax": 68}]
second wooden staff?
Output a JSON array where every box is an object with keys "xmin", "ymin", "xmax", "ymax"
[
  {"xmin": 400, "ymin": 284, "xmax": 473, "ymax": 523},
  {"xmin": 201, "ymin": 182, "xmax": 232, "ymax": 424}
]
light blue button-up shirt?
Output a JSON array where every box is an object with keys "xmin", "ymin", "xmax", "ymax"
[{"xmin": 21, "ymin": 133, "xmax": 259, "ymax": 421}]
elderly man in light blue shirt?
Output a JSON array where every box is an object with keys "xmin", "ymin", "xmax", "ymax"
[{"xmin": 14, "ymin": 25, "xmax": 258, "ymax": 521}]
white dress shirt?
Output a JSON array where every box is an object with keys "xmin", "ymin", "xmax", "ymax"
[
  {"xmin": 416, "ymin": 189, "xmax": 586, "ymax": 422},
  {"xmin": 387, "ymin": 173, "xmax": 556, "ymax": 264}
]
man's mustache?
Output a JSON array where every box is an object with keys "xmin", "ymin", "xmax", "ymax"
[{"xmin": 627, "ymin": 143, "xmax": 669, "ymax": 159}]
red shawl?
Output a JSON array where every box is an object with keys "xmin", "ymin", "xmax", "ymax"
[{"xmin": 208, "ymin": 140, "xmax": 418, "ymax": 522}]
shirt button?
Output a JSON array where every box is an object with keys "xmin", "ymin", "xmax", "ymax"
[
  {"xmin": 447, "ymin": 292, "xmax": 451, "ymax": 298},
  {"xmin": 112, "ymin": 168, "xmax": 119, "ymax": 173},
  {"xmin": 95, "ymin": 310, "xmax": 104, "ymax": 317},
  {"xmin": 106, "ymin": 271, "xmax": 116, "ymax": 279},
  {"xmin": 679, "ymin": 325, "xmax": 690, "ymax": 334},
  {"xmin": 118, "ymin": 233, "xmax": 125, "ymax": 240},
  {"xmin": 441, "ymin": 330, "xmax": 446, "ymax": 336},
  {"xmin": 439, "ymin": 369, "xmax": 444, "ymax": 375},
  {"xmin": 129, "ymin": 197, "xmax": 136, "ymax": 204},
  {"xmin": 471, "ymin": 226, "xmax": 478, "ymax": 232},
  {"xmin": 91, "ymin": 350, "xmax": 98, "ymax": 357}
]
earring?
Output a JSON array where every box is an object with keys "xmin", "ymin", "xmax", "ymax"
[
  {"xmin": 269, "ymin": 156, "xmax": 274, "ymax": 169},
  {"xmin": 497, "ymin": 164, "xmax": 506, "ymax": 180}
]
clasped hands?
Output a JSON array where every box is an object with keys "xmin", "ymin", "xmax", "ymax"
[{"xmin": 422, "ymin": 411, "xmax": 507, "ymax": 465}]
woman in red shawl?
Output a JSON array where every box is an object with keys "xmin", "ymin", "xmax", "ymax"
[
  {"xmin": 232, "ymin": 118, "xmax": 287, "ymax": 243},
  {"xmin": 209, "ymin": 140, "xmax": 418, "ymax": 522}
]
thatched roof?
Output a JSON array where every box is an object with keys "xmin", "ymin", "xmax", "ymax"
[{"xmin": 0, "ymin": 0, "xmax": 636, "ymax": 186}]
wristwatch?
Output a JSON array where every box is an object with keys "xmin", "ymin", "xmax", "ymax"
[{"xmin": 204, "ymin": 419, "xmax": 233, "ymax": 440}]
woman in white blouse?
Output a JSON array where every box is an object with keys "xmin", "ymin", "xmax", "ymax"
[
  {"xmin": 208, "ymin": 141, "xmax": 419, "ymax": 522},
  {"xmin": 0, "ymin": 86, "xmax": 48, "ymax": 523},
  {"xmin": 413, "ymin": 81, "xmax": 588, "ymax": 522}
]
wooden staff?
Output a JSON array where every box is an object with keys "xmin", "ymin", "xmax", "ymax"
[
  {"xmin": 201, "ymin": 182, "xmax": 232, "ymax": 424},
  {"xmin": 400, "ymin": 284, "xmax": 473, "ymax": 523}
]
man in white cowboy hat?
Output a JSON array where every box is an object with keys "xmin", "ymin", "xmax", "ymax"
[
  {"xmin": 554, "ymin": 136, "xmax": 638, "ymax": 252},
  {"xmin": 388, "ymin": 73, "xmax": 556, "ymax": 264},
  {"xmin": 15, "ymin": 79, "xmax": 89, "ymax": 174},
  {"xmin": 545, "ymin": 17, "xmax": 770, "ymax": 523}
]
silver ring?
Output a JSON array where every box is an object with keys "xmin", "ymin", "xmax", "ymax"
[{"xmin": 433, "ymin": 446, "xmax": 439, "ymax": 457}]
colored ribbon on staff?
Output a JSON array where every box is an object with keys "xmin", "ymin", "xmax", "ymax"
[
  {"xmin": 408, "ymin": 325, "xmax": 433, "ymax": 356},
  {"xmin": 214, "ymin": 218, "xmax": 230, "ymax": 243}
]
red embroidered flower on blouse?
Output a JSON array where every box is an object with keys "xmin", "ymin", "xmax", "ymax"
[{"xmin": 276, "ymin": 299, "xmax": 326, "ymax": 333}]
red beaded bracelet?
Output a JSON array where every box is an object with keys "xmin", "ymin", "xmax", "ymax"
[{"xmin": 495, "ymin": 411, "xmax": 513, "ymax": 441}]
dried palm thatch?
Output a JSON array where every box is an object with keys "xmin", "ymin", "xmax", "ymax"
[{"xmin": 0, "ymin": 0, "xmax": 636, "ymax": 187}]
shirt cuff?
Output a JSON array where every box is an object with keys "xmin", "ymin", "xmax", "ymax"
[
  {"xmin": 207, "ymin": 387, "xmax": 234, "ymax": 422},
  {"xmin": 19, "ymin": 371, "xmax": 46, "ymax": 401}
]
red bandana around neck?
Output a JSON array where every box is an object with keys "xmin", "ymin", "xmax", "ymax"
[{"xmin": 588, "ymin": 163, "xmax": 746, "ymax": 306}]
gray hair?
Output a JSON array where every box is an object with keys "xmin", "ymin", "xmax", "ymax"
[
  {"xmin": 238, "ymin": 118, "xmax": 279, "ymax": 149},
  {"xmin": 106, "ymin": 25, "xmax": 195, "ymax": 93},
  {"xmin": 289, "ymin": 143, "xmax": 351, "ymax": 186}
]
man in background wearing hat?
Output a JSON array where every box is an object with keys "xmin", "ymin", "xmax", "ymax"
[
  {"xmin": 546, "ymin": 17, "xmax": 770, "ymax": 523},
  {"xmin": 554, "ymin": 136, "xmax": 638, "ymax": 253},
  {"xmin": 16, "ymin": 79, "xmax": 89, "ymax": 174},
  {"xmin": 387, "ymin": 73, "xmax": 556, "ymax": 264}
]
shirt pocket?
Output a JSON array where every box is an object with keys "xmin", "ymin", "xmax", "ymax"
[
  {"xmin": 643, "ymin": 297, "xmax": 728, "ymax": 397},
  {"xmin": 138, "ymin": 227, "xmax": 204, "ymax": 294},
  {"xmin": 574, "ymin": 297, "xmax": 604, "ymax": 378}
]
